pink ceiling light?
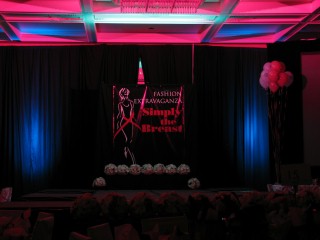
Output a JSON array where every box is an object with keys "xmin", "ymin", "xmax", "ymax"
[{"xmin": 120, "ymin": 0, "xmax": 204, "ymax": 14}]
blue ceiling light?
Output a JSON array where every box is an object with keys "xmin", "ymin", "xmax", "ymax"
[
  {"xmin": 216, "ymin": 24, "xmax": 290, "ymax": 38},
  {"xmin": 15, "ymin": 23, "xmax": 86, "ymax": 37}
]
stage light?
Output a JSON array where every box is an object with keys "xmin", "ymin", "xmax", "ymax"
[{"xmin": 94, "ymin": 13, "xmax": 215, "ymax": 24}]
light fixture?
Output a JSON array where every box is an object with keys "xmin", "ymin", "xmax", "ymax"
[
  {"xmin": 95, "ymin": 13, "xmax": 215, "ymax": 24},
  {"xmin": 119, "ymin": 0, "xmax": 204, "ymax": 14}
]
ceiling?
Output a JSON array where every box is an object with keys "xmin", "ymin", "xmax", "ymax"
[{"xmin": 0, "ymin": 0, "xmax": 320, "ymax": 46}]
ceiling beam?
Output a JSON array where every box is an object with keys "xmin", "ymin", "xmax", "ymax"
[
  {"xmin": 277, "ymin": 6, "xmax": 320, "ymax": 42},
  {"xmin": 201, "ymin": 0, "xmax": 239, "ymax": 43},
  {"xmin": 80, "ymin": 0, "xmax": 97, "ymax": 42},
  {"xmin": 0, "ymin": 14, "xmax": 20, "ymax": 41}
]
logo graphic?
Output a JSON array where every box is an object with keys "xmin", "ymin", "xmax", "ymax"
[{"xmin": 113, "ymin": 85, "xmax": 185, "ymax": 167}]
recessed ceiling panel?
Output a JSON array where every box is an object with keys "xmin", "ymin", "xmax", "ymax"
[
  {"xmin": 288, "ymin": 23, "xmax": 320, "ymax": 41},
  {"xmin": 233, "ymin": 0, "xmax": 317, "ymax": 14},
  {"xmin": 96, "ymin": 23, "xmax": 211, "ymax": 34},
  {"xmin": 0, "ymin": 31, "xmax": 10, "ymax": 41},
  {"xmin": 10, "ymin": 22, "xmax": 85, "ymax": 36},
  {"xmin": 215, "ymin": 24, "xmax": 293, "ymax": 38},
  {"xmin": 8, "ymin": 22, "xmax": 87, "ymax": 42},
  {"xmin": 0, "ymin": 0, "xmax": 82, "ymax": 13}
]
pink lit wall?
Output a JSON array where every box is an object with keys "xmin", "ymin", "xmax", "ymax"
[{"xmin": 301, "ymin": 52, "xmax": 320, "ymax": 166}]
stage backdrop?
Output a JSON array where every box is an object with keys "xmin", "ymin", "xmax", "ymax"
[
  {"xmin": 105, "ymin": 84, "xmax": 191, "ymax": 179},
  {"xmin": 0, "ymin": 44, "xmax": 271, "ymax": 196}
]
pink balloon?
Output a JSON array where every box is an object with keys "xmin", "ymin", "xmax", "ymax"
[
  {"xmin": 263, "ymin": 62, "xmax": 271, "ymax": 71},
  {"xmin": 279, "ymin": 62, "xmax": 286, "ymax": 72},
  {"xmin": 271, "ymin": 60, "xmax": 282, "ymax": 72},
  {"xmin": 285, "ymin": 71, "xmax": 294, "ymax": 87},
  {"xmin": 269, "ymin": 81, "xmax": 279, "ymax": 93},
  {"xmin": 259, "ymin": 75, "xmax": 269, "ymax": 89},
  {"xmin": 260, "ymin": 70, "xmax": 269, "ymax": 78},
  {"xmin": 268, "ymin": 69, "xmax": 279, "ymax": 82},
  {"xmin": 277, "ymin": 72, "xmax": 289, "ymax": 87}
]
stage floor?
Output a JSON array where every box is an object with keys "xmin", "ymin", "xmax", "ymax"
[{"xmin": 0, "ymin": 187, "xmax": 253, "ymax": 210}]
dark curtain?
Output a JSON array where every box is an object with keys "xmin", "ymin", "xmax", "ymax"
[
  {"xmin": 91, "ymin": 45, "xmax": 140, "ymax": 184},
  {"xmin": 0, "ymin": 45, "xmax": 140, "ymax": 198},
  {"xmin": 1, "ymin": 44, "xmax": 270, "ymax": 198},
  {"xmin": 267, "ymin": 41, "xmax": 315, "ymax": 166},
  {"xmin": 139, "ymin": 44, "xmax": 196, "ymax": 164},
  {"xmin": 267, "ymin": 40, "xmax": 320, "ymax": 182},
  {"xmin": 193, "ymin": 46, "xmax": 269, "ymax": 190},
  {"xmin": 139, "ymin": 45, "xmax": 192, "ymax": 84}
]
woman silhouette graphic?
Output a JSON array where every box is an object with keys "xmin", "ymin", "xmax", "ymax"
[{"xmin": 116, "ymin": 88, "xmax": 136, "ymax": 164}]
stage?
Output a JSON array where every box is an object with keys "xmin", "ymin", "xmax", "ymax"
[{"xmin": 0, "ymin": 187, "xmax": 254, "ymax": 211}]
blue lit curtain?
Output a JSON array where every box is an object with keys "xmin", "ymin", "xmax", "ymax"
[
  {"xmin": 0, "ymin": 45, "xmax": 139, "ymax": 197},
  {"xmin": 194, "ymin": 46, "xmax": 269, "ymax": 190},
  {"xmin": 0, "ymin": 46, "xmax": 70, "ymax": 197}
]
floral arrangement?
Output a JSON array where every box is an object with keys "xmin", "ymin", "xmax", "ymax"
[
  {"xmin": 188, "ymin": 178, "xmax": 200, "ymax": 189},
  {"xmin": 129, "ymin": 191, "xmax": 159, "ymax": 219},
  {"xmin": 141, "ymin": 164, "xmax": 154, "ymax": 175},
  {"xmin": 210, "ymin": 191, "xmax": 241, "ymax": 219},
  {"xmin": 166, "ymin": 164, "xmax": 177, "ymax": 175},
  {"xmin": 0, "ymin": 208, "xmax": 31, "ymax": 238},
  {"xmin": 70, "ymin": 193, "xmax": 101, "ymax": 221},
  {"xmin": 177, "ymin": 164, "xmax": 190, "ymax": 175},
  {"xmin": 99, "ymin": 192, "xmax": 129, "ymax": 222},
  {"xmin": 117, "ymin": 164, "xmax": 129, "ymax": 175},
  {"xmin": 158, "ymin": 191, "xmax": 188, "ymax": 217},
  {"xmin": 67, "ymin": 187, "xmax": 320, "ymax": 240},
  {"xmin": 92, "ymin": 177, "xmax": 106, "ymax": 187},
  {"xmin": 104, "ymin": 163, "xmax": 191, "ymax": 175},
  {"xmin": 129, "ymin": 164, "xmax": 141, "ymax": 175},
  {"xmin": 238, "ymin": 191, "xmax": 270, "ymax": 209},
  {"xmin": 187, "ymin": 192, "xmax": 212, "ymax": 220},
  {"xmin": 153, "ymin": 163, "xmax": 166, "ymax": 175},
  {"xmin": 295, "ymin": 186, "xmax": 320, "ymax": 207},
  {"xmin": 104, "ymin": 164, "xmax": 118, "ymax": 175}
]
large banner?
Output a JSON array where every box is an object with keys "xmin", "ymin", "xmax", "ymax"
[{"xmin": 105, "ymin": 84, "xmax": 190, "ymax": 176}]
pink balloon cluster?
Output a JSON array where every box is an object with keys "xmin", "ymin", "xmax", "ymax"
[{"xmin": 259, "ymin": 60, "xmax": 293, "ymax": 93}]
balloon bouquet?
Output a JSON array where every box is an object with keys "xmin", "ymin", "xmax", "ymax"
[
  {"xmin": 259, "ymin": 60, "xmax": 293, "ymax": 92},
  {"xmin": 259, "ymin": 60, "xmax": 294, "ymax": 184}
]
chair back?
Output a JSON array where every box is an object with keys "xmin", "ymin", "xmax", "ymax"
[
  {"xmin": 0, "ymin": 210, "xmax": 24, "ymax": 218},
  {"xmin": 141, "ymin": 215, "xmax": 188, "ymax": 235},
  {"xmin": 36, "ymin": 211, "xmax": 54, "ymax": 221},
  {"xmin": 31, "ymin": 216, "xmax": 55, "ymax": 240},
  {"xmin": 87, "ymin": 222, "xmax": 114, "ymax": 240},
  {"xmin": 114, "ymin": 224, "xmax": 140, "ymax": 240},
  {"xmin": 69, "ymin": 231, "xmax": 93, "ymax": 240}
]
